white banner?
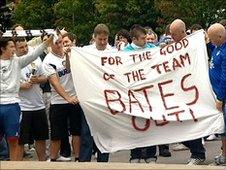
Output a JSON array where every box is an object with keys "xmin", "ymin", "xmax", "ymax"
[
  {"xmin": 70, "ymin": 30, "xmax": 224, "ymax": 153},
  {"xmin": 1, "ymin": 29, "xmax": 54, "ymax": 37}
]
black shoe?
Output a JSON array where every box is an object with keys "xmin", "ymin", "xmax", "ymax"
[{"xmin": 159, "ymin": 148, "xmax": 171, "ymax": 157}]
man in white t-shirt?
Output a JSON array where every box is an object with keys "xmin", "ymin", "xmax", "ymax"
[
  {"xmin": 16, "ymin": 37, "xmax": 49, "ymax": 161},
  {"xmin": 79, "ymin": 24, "xmax": 115, "ymax": 162},
  {"xmin": 42, "ymin": 34, "xmax": 82, "ymax": 162}
]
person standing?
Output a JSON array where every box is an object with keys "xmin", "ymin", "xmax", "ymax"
[
  {"xmin": 79, "ymin": 24, "xmax": 114, "ymax": 162},
  {"xmin": 207, "ymin": 23, "xmax": 226, "ymax": 166},
  {"xmin": 169, "ymin": 19, "xmax": 206, "ymax": 165},
  {"xmin": 0, "ymin": 35, "xmax": 52, "ymax": 160}
]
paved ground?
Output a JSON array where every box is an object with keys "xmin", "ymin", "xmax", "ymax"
[{"xmin": 24, "ymin": 139, "xmax": 222, "ymax": 165}]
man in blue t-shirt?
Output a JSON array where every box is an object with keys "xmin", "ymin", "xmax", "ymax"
[
  {"xmin": 208, "ymin": 23, "xmax": 226, "ymax": 166},
  {"xmin": 124, "ymin": 25, "xmax": 158, "ymax": 163}
]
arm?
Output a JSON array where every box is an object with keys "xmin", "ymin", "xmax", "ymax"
[
  {"xmin": 29, "ymin": 75, "xmax": 47, "ymax": 84},
  {"xmin": 20, "ymin": 82, "xmax": 33, "ymax": 90},
  {"xmin": 19, "ymin": 35, "xmax": 53, "ymax": 68},
  {"xmin": 48, "ymin": 73, "xmax": 78, "ymax": 104}
]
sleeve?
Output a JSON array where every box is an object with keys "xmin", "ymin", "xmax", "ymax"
[
  {"xmin": 217, "ymin": 50, "xmax": 226, "ymax": 101},
  {"xmin": 42, "ymin": 58, "xmax": 57, "ymax": 77},
  {"xmin": 18, "ymin": 43, "xmax": 46, "ymax": 69}
]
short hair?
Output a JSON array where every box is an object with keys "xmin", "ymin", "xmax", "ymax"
[
  {"xmin": 93, "ymin": 24, "xmax": 110, "ymax": 37},
  {"xmin": 116, "ymin": 29, "xmax": 132, "ymax": 43},
  {"xmin": 190, "ymin": 24, "xmax": 203, "ymax": 32},
  {"xmin": 0, "ymin": 37, "xmax": 14, "ymax": 55},
  {"xmin": 11, "ymin": 24, "xmax": 24, "ymax": 30},
  {"xmin": 62, "ymin": 32, "xmax": 77, "ymax": 42},
  {"xmin": 14, "ymin": 37, "xmax": 26, "ymax": 43},
  {"xmin": 130, "ymin": 25, "xmax": 147, "ymax": 39}
]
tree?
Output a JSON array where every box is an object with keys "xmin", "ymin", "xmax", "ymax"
[
  {"xmin": 154, "ymin": 0, "xmax": 226, "ymax": 28},
  {"xmin": 12, "ymin": 0, "xmax": 55, "ymax": 29},
  {"xmin": 95, "ymin": 0, "xmax": 161, "ymax": 37},
  {"xmin": 54, "ymin": 0, "xmax": 99, "ymax": 45}
]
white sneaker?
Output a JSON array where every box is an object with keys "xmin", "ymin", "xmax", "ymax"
[
  {"xmin": 130, "ymin": 158, "xmax": 140, "ymax": 163},
  {"xmin": 187, "ymin": 158, "xmax": 205, "ymax": 165},
  {"xmin": 172, "ymin": 143, "xmax": 188, "ymax": 151},
  {"xmin": 56, "ymin": 156, "xmax": 72, "ymax": 162},
  {"xmin": 206, "ymin": 134, "xmax": 218, "ymax": 141}
]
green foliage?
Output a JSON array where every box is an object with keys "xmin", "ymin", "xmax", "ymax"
[
  {"xmin": 54, "ymin": 0, "xmax": 99, "ymax": 45},
  {"xmin": 12, "ymin": 0, "xmax": 226, "ymax": 44},
  {"xmin": 155, "ymin": 0, "xmax": 226, "ymax": 28},
  {"xmin": 12, "ymin": 0, "xmax": 55, "ymax": 29}
]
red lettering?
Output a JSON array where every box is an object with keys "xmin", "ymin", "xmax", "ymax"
[
  {"xmin": 155, "ymin": 115, "xmax": 169, "ymax": 126},
  {"xmin": 167, "ymin": 44, "xmax": 174, "ymax": 53},
  {"xmin": 172, "ymin": 58, "xmax": 182, "ymax": 70},
  {"xmin": 151, "ymin": 64, "xmax": 162, "ymax": 74},
  {"xmin": 158, "ymin": 80, "xmax": 179, "ymax": 110},
  {"xmin": 162, "ymin": 61, "xmax": 171, "ymax": 73},
  {"xmin": 175, "ymin": 42, "xmax": 182, "ymax": 50},
  {"xmin": 182, "ymin": 38, "xmax": 189, "ymax": 48},
  {"xmin": 181, "ymin": 74, "xmax": 199, "ymax": 105},
  {"xmin": 189, "ymin": 108, "xmax": 198, "ymax": 122},
  {"xmin": 132, "ymin": 116, "xmax": 150, "ymax": 131},
  {"xmin": 160, "ymin": 48, "xmax": 166, "ymax": 55},
  {"xmin": 128, "ymin": 90, "xmax": 144, "ymax": 113},
  {"xmin": 101, "ymin": 57, "xmax": 108, "ymax": 66},
  {"xmin": 180, "ymin": 53, "xmax": 191, "ymax": 66},
  {"xmin": 134, "ymin": 85, "xmax": 154, "ymax": 112},
  {"xmin": 104, "ymin": 90, "xmax": 126, "ymax": 115},
  {"xmin": 168, "ymin": 110, "xmax": 185, "ymax": 122}
]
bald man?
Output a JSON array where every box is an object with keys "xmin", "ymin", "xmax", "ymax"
[
  {"xmin": 208, "ymin": 23, "xmax": 226, "ymax": 166},
  {"xmin": 169, "ymin": 19, "xmax": 187, "ymax": 42},
  {"xmin": 169, "ymin": 19, "xmax": 206, "ymax": 165}
]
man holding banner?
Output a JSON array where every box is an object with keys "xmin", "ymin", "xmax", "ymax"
[
  {"xmin": 70, "ymin": 20, "xmax": 224, "ymax": 165},
  {"xmin": 169, "ymin": 19, "xmax": 206, "ymax": 165},
  {"xmin": 123, "ymin": 24, "xmax": 158, "ymax": 164}
]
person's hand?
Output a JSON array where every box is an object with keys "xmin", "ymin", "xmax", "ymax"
[
  {"xmin": 43, "ymin": 34, "xmax": 54, "ymax": 46},
  {"xmin": 21, "ymin": 82, "xmax": 33, "ymax": 89},
  {"xmin": 216, "ymin": 100, "xmax": 223, "ymax": 112},
  {"xmin": 29, "ymin": 75, "xmax": 39, "ymax": 84},
  {"xmin": 66, "ymin": 95, "xmax": 79, "ymax": 105}
]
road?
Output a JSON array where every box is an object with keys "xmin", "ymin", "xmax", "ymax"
[{"xmin": 25, "ymin": 139, "xmax": 222, "ymax": 165}]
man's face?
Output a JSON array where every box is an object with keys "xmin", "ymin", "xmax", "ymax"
[
  {"xmin": 62, "ymin": 36, "xmax": 75, "ymax": 47},
  {"xmin": 1, "ymin": 41, "xmax": 16, "ymax": 59},
  {"xmin": 208, "ymin": 32, "xmax": 221, "ymax": 46},
  {"xmin": 146, "ymin": 33, "xmax": 156, "ymax": 43},
  {"xmin": 133, "ymin": 33, "xmax": 147, "ymax": 48},
  {"xmin": 170, "ymin": 29, "xmax": 185, "ymax": 43},
  {"xmin": 51, "ymin": 36, "xmax": 64, "ymax": 56},
  {"xmin": 94, "ymin": 33, "xmax": 108, "ymax": 50},
  {"xmin": 15, "ymin": 41, "xmax": 28, "ymax": 56}
]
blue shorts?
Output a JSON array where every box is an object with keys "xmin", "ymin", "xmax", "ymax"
[{"xmin": 0, "ymin": 103, "xmax": 21, "ymax": 140}]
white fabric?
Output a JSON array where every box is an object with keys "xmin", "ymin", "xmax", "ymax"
[
  {"xmin": 0, "ymin": 44, "xmax": 46, "ymax": 104},
  {"xmin": 70, "ymin": 30, "xmax": 224, "ymax": 153},
  {"xmin": 2, "ymin": 29, "xmax": 54, "ymax": 37},
  {"xmin": 42, "ymin": 52, "xmax": 76, "ymax": 104},
  {"xmin": 19, "ymin": 57, "xmax": 45, "ymax": 111}
]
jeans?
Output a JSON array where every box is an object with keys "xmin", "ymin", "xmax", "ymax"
[
  {"xmin": 79, "ymin": 111, "xmax": 109, "ymax": 162},
  {"xmin": 0, "ymin": 137, "xmax": 9, "ymax": 160},
  {"xmin": 130, "ymin": 146, "xmax": 156, "ymax": 160},
  {"xmin": 182, "ymin": 138, "xmax": 205, "ymax": 159}
]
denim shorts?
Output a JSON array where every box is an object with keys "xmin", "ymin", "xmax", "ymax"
[{"xmin": 0, "ymin": 103, "xmax": 21, "ymax": 140}]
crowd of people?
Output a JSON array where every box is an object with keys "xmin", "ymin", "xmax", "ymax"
[{"xmin": 0, "ymin": 18, "xmax": 226, "ymax": 166}]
